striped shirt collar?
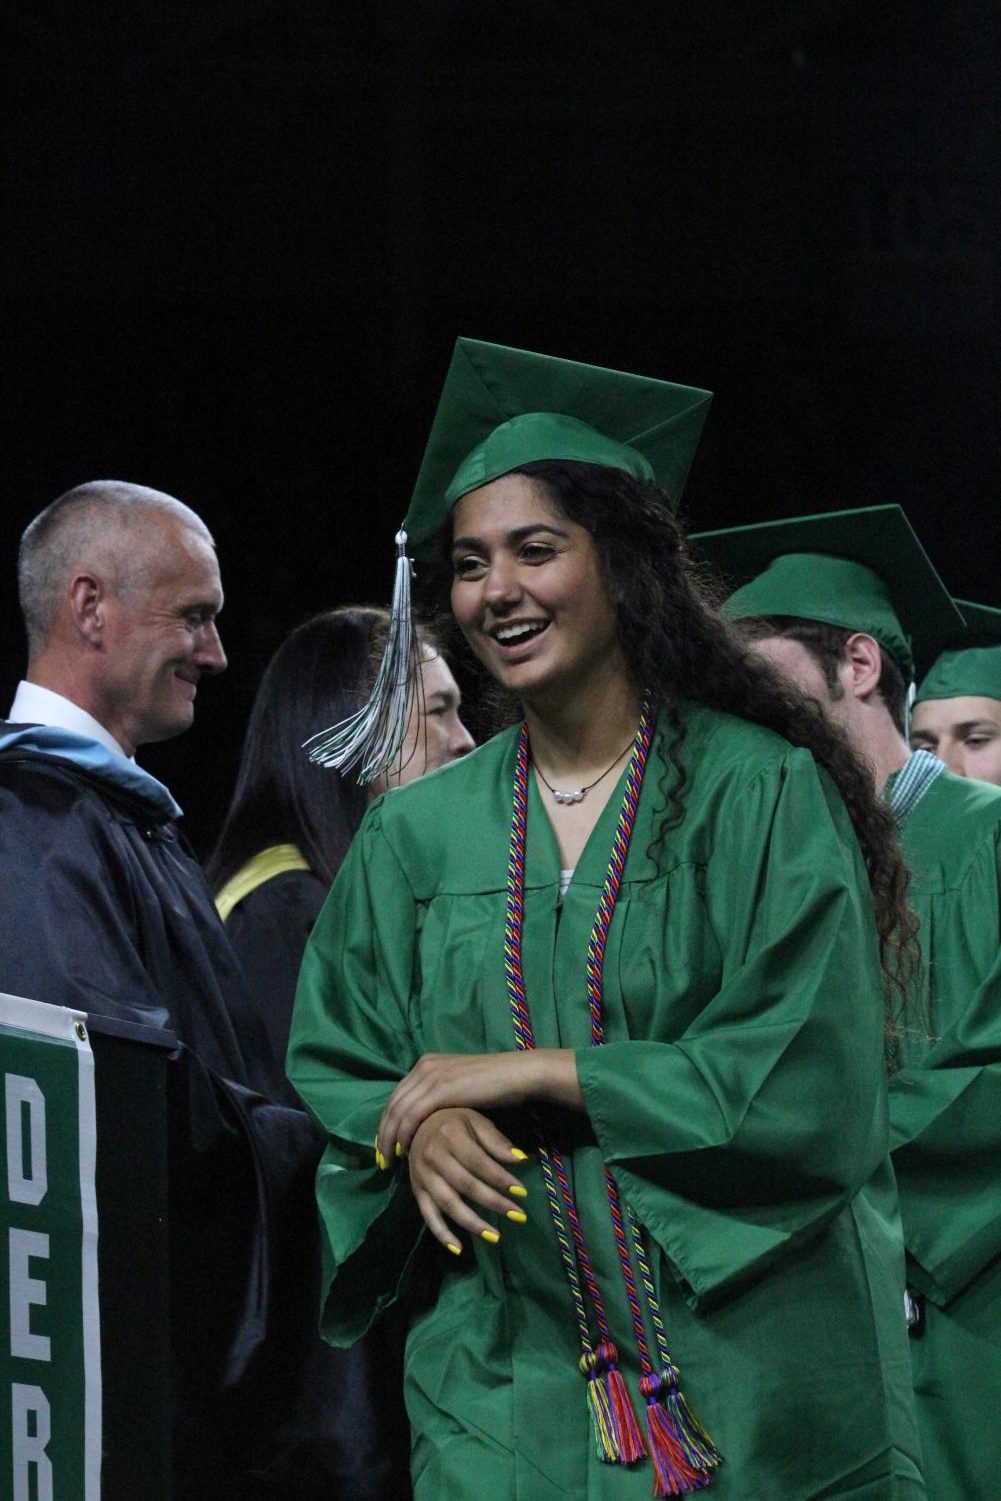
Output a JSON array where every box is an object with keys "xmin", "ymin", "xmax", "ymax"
[{"xmin": 884, "ymin": 748, "xmax": 945, "ymax": 829}]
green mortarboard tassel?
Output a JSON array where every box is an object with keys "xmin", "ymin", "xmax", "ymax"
[{"xmin": 304, "ymin": 529, "xmax": 416, "ymax": 784}]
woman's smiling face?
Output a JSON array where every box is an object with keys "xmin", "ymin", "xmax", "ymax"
[{"xmin": 449, "ymin": 472, "xmax": 625, "ymax": 705}]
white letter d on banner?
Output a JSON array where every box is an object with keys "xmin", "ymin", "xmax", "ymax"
[{"xmin": 5, "ymin": 1075, "xmax": 47, "ymax": 1207}]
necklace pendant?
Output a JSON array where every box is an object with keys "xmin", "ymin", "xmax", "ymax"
[{"xmin": 533, "ymin": 730, "xmax": 639, "ymax": 808}]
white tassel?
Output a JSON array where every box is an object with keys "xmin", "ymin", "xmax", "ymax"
[{"xmin": 304, "ymin": 530, "xmax": 416, "ymax": 785}]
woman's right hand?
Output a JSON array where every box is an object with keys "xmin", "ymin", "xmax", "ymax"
[{"xmin": 407, "ymin": 1106, "xmax": 529, "ymax": 1254}]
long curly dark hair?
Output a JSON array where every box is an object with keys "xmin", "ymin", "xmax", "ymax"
[{"xmin": 425, "ymin": 459, "xmax": 917, "ymax": 1050}]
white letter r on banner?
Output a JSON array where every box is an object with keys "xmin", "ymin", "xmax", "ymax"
[{"xmin": 11, "ymin": 1383, "xmax": 53, "ymax": 1501}]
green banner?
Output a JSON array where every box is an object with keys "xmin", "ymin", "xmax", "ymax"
[{"xmin": 1, "ymin": 993, "xmax": 100, "ymax": 1501}]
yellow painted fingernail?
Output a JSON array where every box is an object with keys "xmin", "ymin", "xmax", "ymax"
[
  {"xmin": 508, "ymin": 1184, "xmax": 528, "ymax": 1198},
  {"xmin": 375, "ymin": 1149, "xmax": 387, "ymax": 1171},
  {"xmin": 511, "ymin": 1148, "xmax": 528, "ymax": 1161},
  {"xmin": 446, "ymin": 1242, "xmax": 462, "ymax": 1256},
  {"xmin": 505, "ymin": 1208, "xmax": 527, "ymax": 1224},
  {"xmin": 480, "ymin": 1229, "xmax": 501, "ymax": 1245},
  {"xmin": 395, "ymin": 1141, "xmax": 403, "ymax": 1159}
]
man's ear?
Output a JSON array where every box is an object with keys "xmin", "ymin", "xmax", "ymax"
[
  {"xmin": 68, "ymin": 573, "xmax": 105, "ymax": 646},
  {"xmin": 842, "ymin": 632, "xmax": 883, "ymax": 699}
]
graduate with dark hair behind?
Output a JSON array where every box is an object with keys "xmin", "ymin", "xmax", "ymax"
[
  {"xmin": 206, "ymin": 605, "xmax": 472, "ymax": 1500},
  {"xmin": 208, "ymin": 605, "xmax": 472, "ymax": 1068},
  {"xmin": 289, "ymin": 340, "xmax": 926, "ymax": 1500},
  {"xmin": 698, "ymin": 507, "xmax": 1001, "ymax": 1500}
]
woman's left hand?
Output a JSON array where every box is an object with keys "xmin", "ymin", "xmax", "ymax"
[{"xmin": 375, "ymin": 1048, "xmax": 582, "ymax": 1166}]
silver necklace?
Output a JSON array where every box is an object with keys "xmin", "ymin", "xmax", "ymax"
[{"xmin": 532, "ymin": 737, "xmax": 635, "ymax": 805}]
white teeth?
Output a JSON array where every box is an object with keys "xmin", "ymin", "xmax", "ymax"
[{"xmin": 496, "ymin": 622, "xmax": 545, "ymax": 643}]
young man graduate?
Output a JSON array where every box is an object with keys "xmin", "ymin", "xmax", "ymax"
[
  {"xmin": 911, "ymin": 601, "xmax": 1001, "ymax": 785},
  {"xmin": 694, "ymin": 504, "xmax": 1001, "ymax": 1500}
]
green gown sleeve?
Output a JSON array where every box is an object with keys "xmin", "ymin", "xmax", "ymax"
[
  {"xmin": 287, "ymin": 801, "xmax": 425, "ymax": 1344},
  {"xmin": 577, "ymin": 751, "xmax": 891, "ymax": 1309},
  {"xmin": 888, "ymin": 827, "xmax": 1001, "ymax": 1305}
]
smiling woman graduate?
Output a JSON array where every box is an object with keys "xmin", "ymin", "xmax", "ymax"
[{"xmin": 287, "ymin": 340, "xmax": 927, "ymax": 1500}]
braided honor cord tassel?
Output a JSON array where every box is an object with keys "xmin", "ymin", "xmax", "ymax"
[
  {"xmin": 304, "ymin": 529, "xmax": 417, "ymax": 784},
  {"xmin": 504, "ymin": 700, "xmax": 722, "ymax": 1491},
  {"xmin": 584, "ymin": 712, "xmax": 721, "ymax": 1495},
  {"xmin": 506, "ymin": 728, "xmax": 645, "ymax": 1466},
  {"xmin": 630, "ymin": 1211, "xmax": 722, "ymax": 1494}
]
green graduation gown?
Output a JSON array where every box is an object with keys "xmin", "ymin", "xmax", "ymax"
[
  {"xmin": 887, "ymin": 764, "xmax": 1001, "ymax": 1499},
  {"xmin": 289, "ymin": 706, "xmax": 925, "ymax": 1500}
]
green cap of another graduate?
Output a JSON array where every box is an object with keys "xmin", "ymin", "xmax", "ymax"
[
  {"xmin": 915, "ymin": 601, "xmax": 1001, "ymax": 704},
  {"xmin": 691, "ymin": 504, "xmax": 965, "ymax": 682},
  {"xmin": 402, "ymin": 337, "xmax": 714, "ymax": 559}
]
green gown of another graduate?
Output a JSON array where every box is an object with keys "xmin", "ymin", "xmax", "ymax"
[
  {"xmin": 886, "ymin": 758, "xmax": 1001, "ymax": 1500},
  {"xmin": 289, "ymin": 705, "xmax": 926, "ymax": 1501}
]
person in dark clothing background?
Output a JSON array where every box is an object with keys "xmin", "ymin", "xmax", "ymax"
[
  {"xmin": 206, "ymin": 604, "xmax": 473, "ymax": 1500},
  {"xmin": 0, "ymin": 480, "xmax": 323, "ymax": 1499},
  {"xmin": 0, "ymin": 479, "xmax": 267, "ymax": 1078}
]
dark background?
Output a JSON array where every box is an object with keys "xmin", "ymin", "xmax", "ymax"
[{"xmin": 2, "ymin": 1, "xmax": 998, "ymax": 853}]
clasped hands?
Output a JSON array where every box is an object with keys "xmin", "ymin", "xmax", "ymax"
[{"xmin": 372, "ymin": 1048, "xmax": 582, "ymax": 1255}]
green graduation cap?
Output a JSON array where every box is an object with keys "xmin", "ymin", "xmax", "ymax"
[
  {"xmin": 403, "ymin": 337, "xmax": 713, "ymax": 559},
  {"xmin": 691, "ymin": 505, "xmax": 965, "ymax": 681},
  {"xmin": 308, "ymin": 338, "xmax": 711, "ymax": 783},
  {"xmin": 915, "ymin": 601, "xmax": 1001, "ymax": 704}
]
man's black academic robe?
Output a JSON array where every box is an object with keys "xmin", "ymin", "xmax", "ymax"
[{"xmin": 0, "ymin": 725, "xmax": 334, "ymax": 1499}]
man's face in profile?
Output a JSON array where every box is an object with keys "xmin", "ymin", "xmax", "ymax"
[{"xmin": 96, "ymin": 518, "xmax": 227, "ymax": 755}]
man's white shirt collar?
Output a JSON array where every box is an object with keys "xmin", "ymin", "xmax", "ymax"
[{"xmin": 8, "ymin": 681, "xmax": 134, "ymax": 761}]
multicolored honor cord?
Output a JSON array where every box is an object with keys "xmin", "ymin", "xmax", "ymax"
[{"xmin": 503, "ymin": 698, "xmax": 722, "ymax": 1495}]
